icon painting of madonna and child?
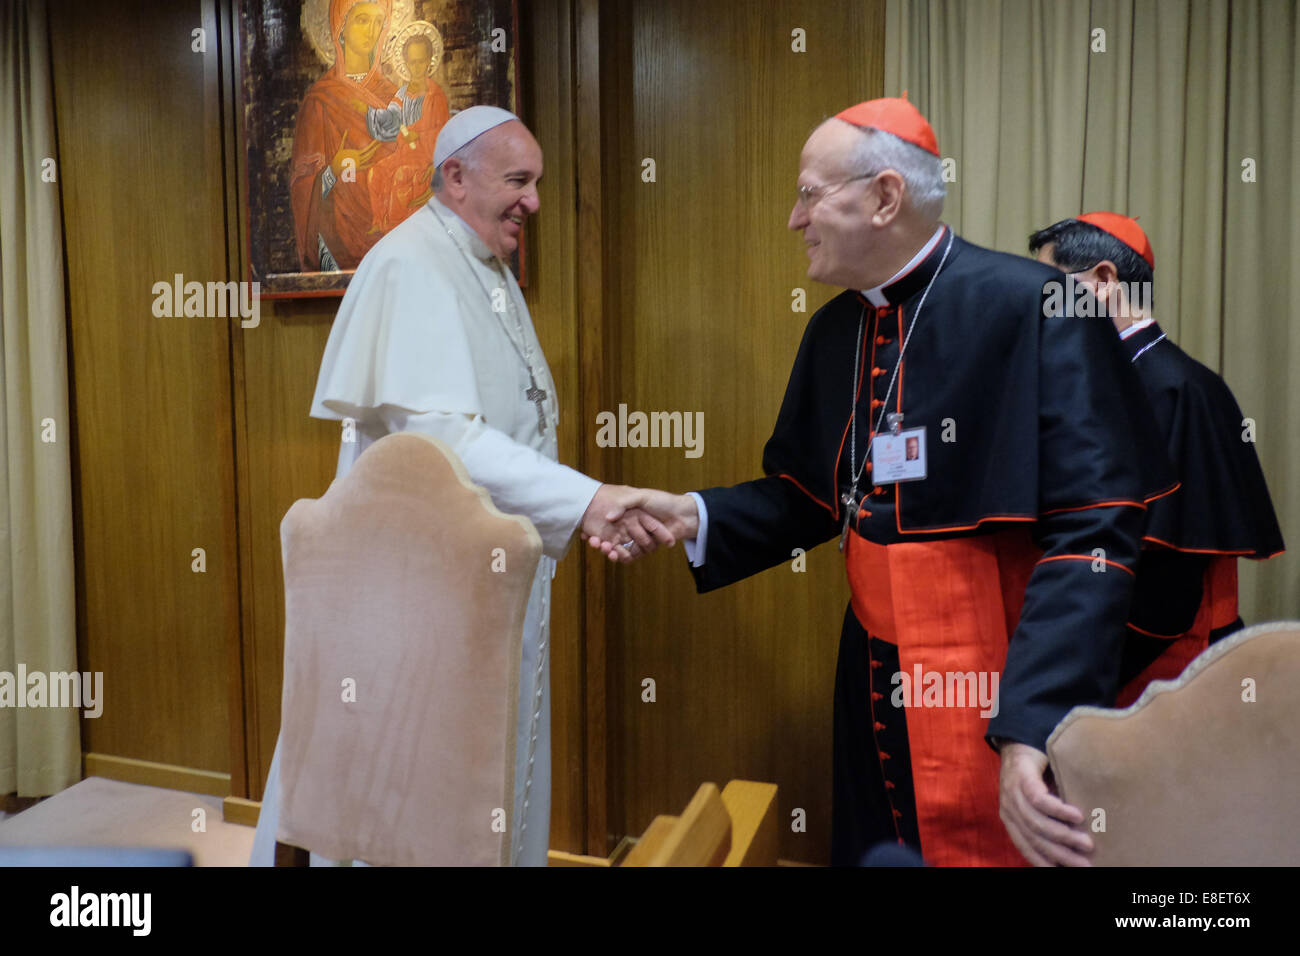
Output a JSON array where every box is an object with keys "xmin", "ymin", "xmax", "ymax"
[{"xmin": 241, "ymin": 0, "xmax": 518, "ymax": 296}]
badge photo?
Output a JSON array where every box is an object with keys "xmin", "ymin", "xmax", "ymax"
[{"xmin": 871, "ymin": 426, "xmax": 927, "ymax": 483}]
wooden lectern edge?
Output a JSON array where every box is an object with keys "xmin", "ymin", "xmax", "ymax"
[
  {"xmin": 223, "ymin": 795, "xmax": 262, "ymax": 827},
  {"xmin": 720, "ymin": 780, "xmax": 779, "ymax": 867}
]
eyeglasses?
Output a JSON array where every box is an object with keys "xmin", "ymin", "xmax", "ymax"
[{"xmin": 796, "ymin": 171, "xmax": 880, "ymax": 208}]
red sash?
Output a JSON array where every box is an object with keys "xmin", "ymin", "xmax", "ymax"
[
  {"xmin": 844, "ymin": 530, "xmax": 1233, "ymax": 864},
  {"xmin": 1113, "ymin": 556, "xmax": 1237, "ymax": 708},
  {"xmin": 844, "ymin": 528, "xmax": 1038, "ymax": 866}
]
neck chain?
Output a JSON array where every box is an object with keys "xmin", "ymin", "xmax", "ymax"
[
  {"xmin": 431, "ymin": 203, "xmax": 556, "ymax": 435},
  {"xmin": 843, "ymin": 230, "xmax": 954, "ymax": 536}
]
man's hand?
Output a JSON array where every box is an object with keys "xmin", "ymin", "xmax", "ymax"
[
  {"xmin": 591, "ymin": 488, "xmax": 699, "ymax": 562},
  {"xmin": 998, "ymin": 741, "xmax": 1093, "ymax": 866},
  {"xmin": 581, "ymin": 484, "xmax": 679, "ymax": 564}
]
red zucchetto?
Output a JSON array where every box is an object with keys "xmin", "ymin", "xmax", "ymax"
[
  {"xmin": 834, "ymin": 94, "xmax": 940, "ymax": 157},
  {"xmin": 1076, "ymin": 211, "xmax": 1155, "ymax": 269}
]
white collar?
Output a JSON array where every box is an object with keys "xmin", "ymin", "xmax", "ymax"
[
  {"xmin": 1119, "ymin": 317, "xmax": 1157, "ymax": 340},
  {"xmin": 430, "ymin": 196, "xmax": 495, "ymax": 261},
  {"xmin": 861, "ymin": 225, "xmax": 947, "ymax": 306}
]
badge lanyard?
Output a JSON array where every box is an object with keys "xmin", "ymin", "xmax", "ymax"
[{"xmin": 840, "ymin": 230, "xmax": 954, "ymax": 550}]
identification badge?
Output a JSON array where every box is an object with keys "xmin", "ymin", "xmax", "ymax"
[{"xmin": 871, "ymin": 426, "xmax": 927, "ymax": 483}]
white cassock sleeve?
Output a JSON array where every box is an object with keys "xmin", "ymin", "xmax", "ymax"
[{"xmin": 381, "ymin": 408, "xmax": 601, "ymax": 560}]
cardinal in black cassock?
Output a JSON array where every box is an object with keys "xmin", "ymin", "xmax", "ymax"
[
  {"xmin": 622, "ymin": 98, "xmax": 1184, "ymax": 868},
  {"xmin": 1030, "ymin": 212, "xmax": 1284, "ymax": 707}
]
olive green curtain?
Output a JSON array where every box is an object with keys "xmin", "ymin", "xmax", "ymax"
[
  {"xmin": 0, "ymin": 0, "xmax": 80, "ymax": 797},
  {"xmin": 886, "ymin": 0, "xmax": 1297, "ymax": 622}
]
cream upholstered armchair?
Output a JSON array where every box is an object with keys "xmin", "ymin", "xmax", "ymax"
[
  {"xmin": 273, "ymin": 432, "xmax": 540, "ymax": 866},
  {"xmin": 1047, "ymin": 620, "xmax": 1300, "ymax": 866}
]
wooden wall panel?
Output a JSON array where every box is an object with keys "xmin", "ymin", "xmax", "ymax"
[
  {"xmin": 518, "ymin": 0, "xmax": 589, "ymax": 854},
  {"xmin": 52, "ymin": 0, "xmax": 239, "ymax": 773},
  {"xmin": 574, "ymin": 0, "xmax": 614, "ymax": 857},
  {"xmin": 234, "ymin": 297, "xmax": 340, "ymax": 800},
  {"xmin": 601, "ymin": 0, "xmax": 886, "ymax": 863}
]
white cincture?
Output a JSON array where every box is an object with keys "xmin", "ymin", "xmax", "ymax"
[{"xmin": 517, "ymin": 570, "xmax": 548, "ymax": 859}]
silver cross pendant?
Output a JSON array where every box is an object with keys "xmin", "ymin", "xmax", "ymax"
[
  {"xmin": 526, "ymin": 373, "xmax": 548, "ymax": 434},
  {"xmin": 838, "ymin": 490, "xmax": 859, "ymax": 552}
]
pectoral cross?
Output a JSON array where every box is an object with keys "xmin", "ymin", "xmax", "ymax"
[
  {"xmin": 838, "ymin": 489, "xmax": 859, "ymax": 552},
  {"xmin": 526, "ymin": 372, "xmax": 548, "ymax": 434}
]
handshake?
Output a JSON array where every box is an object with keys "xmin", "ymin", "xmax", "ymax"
[{"xmin": 580, "ymin": 484, "xmax": 700, "ymax": 564}]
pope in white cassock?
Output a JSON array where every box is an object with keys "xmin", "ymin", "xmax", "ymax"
[{"xmin": 250, "ymin": 106, "xmax": 679, "ymax": 866}]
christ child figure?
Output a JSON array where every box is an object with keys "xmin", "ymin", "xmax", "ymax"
[{"xmin": 354, "ymin": 30, "xmax": 450, "ymax": 235}]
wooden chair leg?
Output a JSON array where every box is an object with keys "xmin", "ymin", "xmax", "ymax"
[{"xmin": 274, "ymin": 841, "xmax": 310, "ymax": 866}]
